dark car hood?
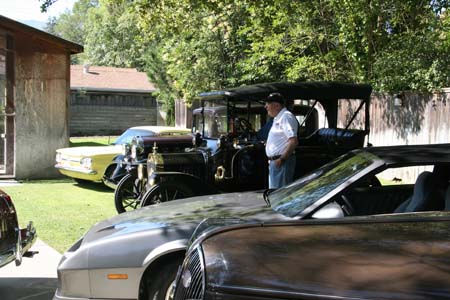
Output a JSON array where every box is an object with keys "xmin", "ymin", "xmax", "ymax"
[{"xmin": 83, "ymin": 191, "xmax": 287, "ymax": 245}]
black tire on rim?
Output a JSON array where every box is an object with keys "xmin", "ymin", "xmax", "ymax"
[
  {"xmin": 103, "ymin": 163, "xmax": 117, "ymax": 179},
  {"xmin": 141, "ymin": 181, "xmax": 193, "ymax": 207},
  {"xmin": 145, "ymin": 259, "xmax": 182, "ymax": 300},
  {"xmin": 114, "ymin": 174, "xmax": 142, "ymax": 213}
]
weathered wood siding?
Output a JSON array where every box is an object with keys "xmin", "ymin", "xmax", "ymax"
[
  {"xmin": 69, "ymin": 90, "xmax": 157, "ymax": 136},
  {"xmin": 14, "ymin": 37, "xmax": 71, "ymax": 179},
  {"xmin": 337, "ymin": 91, "xmax": 450, "ymax": 146},
  {"xmin": 339, "ymin": 91, "xmax": 450, "ymax": 183},
  {"xmin": 368, "ymin": 91, "xmax": 450, "ymax": 146}
]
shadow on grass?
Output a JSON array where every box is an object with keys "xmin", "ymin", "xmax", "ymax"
[
  {"xmin": 74, "ymin": 180, "xmax": 114, "ymax": 193},
  {"xmin": 18, "ymin": 178, "xmax": 114, "ymax": 193}
]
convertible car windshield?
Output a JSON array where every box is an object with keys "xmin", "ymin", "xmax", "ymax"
[
  {"xmin": 270, "ymin": 151, "xmax": 380, "ymax": 217},
  {"xmin": 113, "ymin": 129, "xmax": 157, "ymax": 145}
]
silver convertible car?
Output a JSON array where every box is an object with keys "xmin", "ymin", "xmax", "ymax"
[{"xmin": 54, "ymin": 143, "xmax": 450, "ymax": 300}]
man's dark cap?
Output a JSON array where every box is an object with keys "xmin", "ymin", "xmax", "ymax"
[{"xmin": 266, "ymin": 92, "xmax": 285, "ymax": 104}]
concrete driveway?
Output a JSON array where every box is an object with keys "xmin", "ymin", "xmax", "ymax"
[{"xmin": 0, "ymin": 239, "xmax": 61, "ymax": 300}]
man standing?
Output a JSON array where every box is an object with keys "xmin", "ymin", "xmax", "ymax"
[{"xmin": 265, "ymin": 92, "xmax": 298, "ymax": 189}]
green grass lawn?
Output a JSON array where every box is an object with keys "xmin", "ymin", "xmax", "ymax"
[
  {"xmin": 2, "ymin": 179, "xmax": 117, "ymax": 253},
  {"xmin": 70, "ymin": 136, "xmax": 118, "ymax": 147}
]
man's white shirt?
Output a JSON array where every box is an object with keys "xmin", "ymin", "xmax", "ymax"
[{"xmin": 265, "ymin": 108, "xmax": 298, "ymax": 157}]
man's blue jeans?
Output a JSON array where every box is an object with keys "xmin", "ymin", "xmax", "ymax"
[{"xmin": 268, "ymin": 155, "xmax": 296, "ymax": 189}]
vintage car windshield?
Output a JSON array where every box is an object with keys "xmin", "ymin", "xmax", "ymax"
[
  {"xmin": 193, "ymin": 106, "xmax": 228, "ymax": 138},
  {"xmin": 113, "ymin": 129, "xmax": 156, "ymax": 145},
  {"xmin": 270, "ymin": 151, "xmax": 380, "ymax": 218}
]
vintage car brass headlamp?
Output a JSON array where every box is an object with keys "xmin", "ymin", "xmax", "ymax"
[{"xmin": 131, "ymin": 137, "xmax": 144, "ymax": 160}]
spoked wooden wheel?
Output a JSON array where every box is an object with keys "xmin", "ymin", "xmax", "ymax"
[
  {"xmin": 114, "ymin": 174, "xmax": 144, "ymax": 213},
  {"xmin": 141, "ymin": 181, "xmax": 192, "ymax": 207}
]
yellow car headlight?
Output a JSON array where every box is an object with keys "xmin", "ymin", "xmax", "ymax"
[{"xmin": 80, "ymin": 158, "xmax": 92, "ymax": 169}]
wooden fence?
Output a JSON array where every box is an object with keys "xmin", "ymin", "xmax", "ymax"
[{"xmin": 368, "ymin": 91, "xmax": 450, "ymax": 147}]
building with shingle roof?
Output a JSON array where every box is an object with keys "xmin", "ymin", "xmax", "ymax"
[
  {"xmin": 0, "ymin": 15, "xmax": 83, "ymax": 179},
  {"xmin": 69, "ymin": 65, "xmax": 160, "ymax": 136},
  {"xmin": 71, "ymin": 65, "xmax": 156, "ymax": 93}
]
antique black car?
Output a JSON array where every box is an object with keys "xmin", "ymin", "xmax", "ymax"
[
  {"xmin": 106, "ymin": 134, "xmax": 194, "ymax": 213},
  {"xmin": 0, "ymin": 189, "xmax": 36, "ymax": 268},
  {"xmin": 139, "ymin": 81, "xmax": 372, "ymax": 206},
  {"xmin": 54, "ymin": 143, "xmax": 450, "ymax": 300}
]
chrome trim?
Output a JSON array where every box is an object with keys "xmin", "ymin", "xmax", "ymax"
[
  {"xmin": 14, "ymin": 227, "xmax": 22, "ymax": 266},
  {"xmin": 213, "ymin": 284, "xmax": 366, "ymax": 300},
  {"xmin": 53, "ymin": 289, "xmax": 121, "ymax": 300},
  {"xmin": 14, "ymin": 221, "xmax": 37, "ymax": 266},
  {"xmin": 143, "ymin": 239, "xmax": 188, "ymax": 266},
  {"xmin": 55, "ymin": 164, "xmax": 97, "ymax": 175},
  {"xmin": 102, "ymin": 178, "xmax": 118, "ymax": 190}
]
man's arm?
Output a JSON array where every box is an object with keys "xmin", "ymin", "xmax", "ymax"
[{"xmin": 275, "ymin": 137, "xmax": 298, "ymax": 167}]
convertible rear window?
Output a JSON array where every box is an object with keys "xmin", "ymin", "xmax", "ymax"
[{"xmin": 270, "ymin": 151, "xmax": 379, "ymax": 217}]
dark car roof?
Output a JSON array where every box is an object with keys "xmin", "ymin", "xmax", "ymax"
[
  {"xmin": 361, "ymin": 143, "xmax": 450, "ymax": 165},
  {"xmin": 198, "ymin": 81, "xmax": 372, "ymax": 102}
]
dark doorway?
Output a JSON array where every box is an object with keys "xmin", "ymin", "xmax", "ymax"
[{"xmin": 0, "ymin": 33, "xmax": 15, "ymax": 177}]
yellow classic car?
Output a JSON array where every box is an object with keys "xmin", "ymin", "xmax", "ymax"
[{"xmin": 55, "ymin": 126, "xmax": 190, "ymax": 184}]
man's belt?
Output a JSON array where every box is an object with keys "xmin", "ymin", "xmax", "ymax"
[{"xmin": 267, "ymin": 155, "xmax": 281, "ymax": 161}]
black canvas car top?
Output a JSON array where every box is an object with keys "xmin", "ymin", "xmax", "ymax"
[{"xmin": 198, "ymin": 81, "xmax": 372, "ymax": 102}]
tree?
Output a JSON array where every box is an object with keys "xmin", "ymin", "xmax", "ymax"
[
  {"xmin": 43, "ymin": 0, "xmax": 450, "ymax": 121},
  {"xmin": 83, "ymin": 0, "xmax": 145, "ymax": 68},
  {"xmin": 44, "ymin": 0, "xmax": 98, "ymax": 64},
  {"xmin": 39, "ymin": 0, "xmax": 58, "ymax": 12}
]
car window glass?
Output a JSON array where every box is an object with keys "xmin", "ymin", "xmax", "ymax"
[
  {"xmin": 270, "ymin": 151, "xmax": 379, "ymax": 217},
  {"xmin": 375, "ymin": 165, "xmax": 434, "ymax": 185}
]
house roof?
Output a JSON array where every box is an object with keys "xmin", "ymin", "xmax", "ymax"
[
  {"xmin": 0, "ymin": 15, "xmax": 83, "ymax": 54},
  {"xmin": 70, "ymin": 65, "xmax": 156, "ymax": 93}
]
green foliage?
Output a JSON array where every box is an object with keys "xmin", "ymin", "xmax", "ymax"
[
  {"xmin": 45, "ymin": 0, "xmax": 450, "ymax": 116},
  {"xmin": 84, "ymin": 0, "xmax": 146, "ymax": 68},
  {"xmin": 44, "ymin": 0, "xmax": 98, "ymax": 64},
  {"xmin": 39, "ymin": 0, "xmax": 58, "ymax": 12}
]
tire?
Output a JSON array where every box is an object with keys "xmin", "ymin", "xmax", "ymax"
[
  {"xmin": 145, "ymin": 259, "xmax": 182, "ymax": 300},
  {"xmin": 103, "ymin": 163, "xmax": 117, "ymax": 180},
  {"xmin": 141, "ymin": 181, "xmax": 193, "ymax": 207},
  {"xmin": 114, "ymin": 174, "xmax": 143, "ymax": 214}
]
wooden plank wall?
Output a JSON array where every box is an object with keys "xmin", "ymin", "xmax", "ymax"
[
  {"xmin": 368, "ymin": 91, "xmax": 450, "ymax": 146},
  {"xmin": 339, "ymin": 90, "xmax": 450, "ymax": 183},
  {"xmin": 69, "ymin": 91, "xmax": 157, "ymax": 136}
]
